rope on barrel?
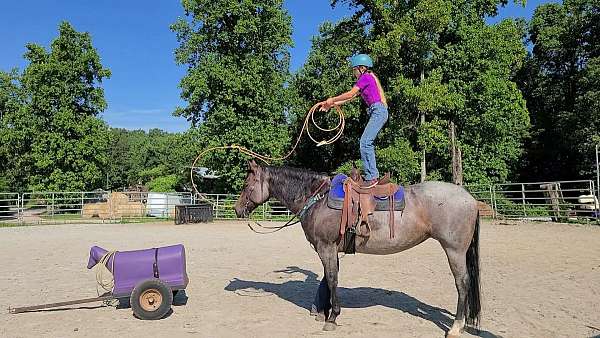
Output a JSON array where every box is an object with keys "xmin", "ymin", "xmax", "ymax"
[{"xmin": 95, "ymin": 251, "xmax": 119, "ymax": 306}]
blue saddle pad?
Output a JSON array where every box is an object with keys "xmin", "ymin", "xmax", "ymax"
[{"xmin": 327, "ymin": 174, "xmax": 405, "ymax": 211}]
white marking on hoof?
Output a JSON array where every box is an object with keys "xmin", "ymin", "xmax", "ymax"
[
  {"xmin": 315, "ymin": 313, "xmax": 326, "ymax": 322},
  {"xmin": 447, "ymin": 318, "xmax": 465, "ymax": 338},
  {"xmin": 322, "ymin": 322, "xmax": 337, "ymax": 331}
]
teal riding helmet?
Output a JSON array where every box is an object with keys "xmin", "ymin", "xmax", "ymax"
[{"xmin": 350, "ymin": 54, "xmax": 373, "ymax": 68}]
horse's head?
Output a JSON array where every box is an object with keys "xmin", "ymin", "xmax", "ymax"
[{"xmin": 234, "ymin": 160, "xmax": 270, "ymax": 218}]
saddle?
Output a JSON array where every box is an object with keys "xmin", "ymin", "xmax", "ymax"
[{"xmin": 327, "ymin": 169, "xmax": 404, "ymax": 239}]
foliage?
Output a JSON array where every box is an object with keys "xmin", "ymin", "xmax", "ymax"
[
  {"xmin": 147, "ymin": 174, "xmax": 180, "ymax": 192},
  {"xmin": 289, "ymin": 0, "xmax": 530, "ymax": 185},
  {"xmin": 518, "ymin": 0, "xmax": 600, "ymax": 181},
  {"xmin": 335, "ymin": 138, "xmax": 420, "ymax": 184},
  {"xmin": 288, "ymin": 19, "xmax": 368, "ymax": 173},
  {"xmin": 0, "ymin": 176, "xmax": 8, "ymax": 192},
  {"xmin": 1, "ymin": 1, "xmax": 598, "ymax": 197},
  {"xmin": 0, "ymin": 22, "xmax": 111, "ymax": 191},
  {"xmin": 106, "ymin": 128, "xmax": 197, "ymax": 191},
  {"xmin": 171, "ymin": 0, "xmax": 293, "ymax": 193}
]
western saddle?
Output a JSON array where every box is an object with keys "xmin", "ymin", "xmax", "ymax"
[{"xmin": 339, "ymin": 169, "xmax": 399, "ymax": 239}]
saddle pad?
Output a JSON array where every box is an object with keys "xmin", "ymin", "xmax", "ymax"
[{"xmin": 327, "ymin": 174, "xmax": 405, "ymax": 211}]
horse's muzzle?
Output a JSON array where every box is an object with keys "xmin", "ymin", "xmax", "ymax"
[{"xmin": 234, "ymin": 203, "xmax": 249, "ymax": 218}]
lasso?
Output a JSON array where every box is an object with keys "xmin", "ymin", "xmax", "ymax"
[{"xmin": 190, "ymin": 102, "xmax": 346, "ymax": 200}]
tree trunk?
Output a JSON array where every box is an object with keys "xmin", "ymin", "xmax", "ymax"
[
  {"xmin": 420, "ymin": 69, "xmax": 426, "ymax": 183},
  {"xmin": 450, "ymin": 121, "xmax": 463, "ymax": 185}
]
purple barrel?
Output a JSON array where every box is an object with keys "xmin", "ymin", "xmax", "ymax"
[{"xmin": 87, "ymin": 244, "xmax": 189, "ymax": 297}]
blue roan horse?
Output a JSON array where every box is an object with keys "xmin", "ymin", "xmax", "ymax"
[{"xmin": 235, "ymin": 161, "xmax": 480, "ymax": 338}]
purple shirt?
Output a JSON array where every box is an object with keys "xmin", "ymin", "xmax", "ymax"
[{"xmin": 355, "ymin": 73, "xmax": 382, "ymax": 107}]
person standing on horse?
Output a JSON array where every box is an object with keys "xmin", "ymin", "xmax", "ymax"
[{"xmin": 320, "ymin": 53, "xmax": 389, "ymax": 186}]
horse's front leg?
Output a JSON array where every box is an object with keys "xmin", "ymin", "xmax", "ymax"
[{"xmin": 316, "ymin": 243, "xmax": 340, "ymax": 331}]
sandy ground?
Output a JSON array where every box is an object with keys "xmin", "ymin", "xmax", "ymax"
[{"xmin": 0, "ymin": 220, "xmax": 599, "ymax": 338}]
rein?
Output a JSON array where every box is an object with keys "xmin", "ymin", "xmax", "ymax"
[{"xmin": 246, "ymin": 179, "xmax": 329, "ymax": 234}]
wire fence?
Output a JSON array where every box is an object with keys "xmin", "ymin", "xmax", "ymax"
[{"xmin": 0, "ymin": 179, "xmax": 598, "ymax": 225}]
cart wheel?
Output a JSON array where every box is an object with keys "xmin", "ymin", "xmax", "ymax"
[{"xmin": 130, "ymin": 279, "xmax": 173, "ymax": 320}]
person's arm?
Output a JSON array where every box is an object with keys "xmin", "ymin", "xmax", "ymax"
[
  {"xmin": 332, "ymin": 97, "xmax": 356, "ymax": 106},
  {"xmin": 320, "ymin": 86, "xmax": 360, "ymax": 111},
  {"xmin": 329, "ymin": 86, "xmax": 360, "ymax": 105}
]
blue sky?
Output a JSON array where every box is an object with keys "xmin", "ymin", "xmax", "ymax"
[{"xmin": 1, "ymin": 0, "xmax": 549, "ymax": 133}]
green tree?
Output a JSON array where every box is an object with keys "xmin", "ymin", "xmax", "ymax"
[
  {"xmin": 172, "ymin": 0, "xmax": 293, "ymax": 192},
  {"xmin": 519, "ymin": 0, "xmax": 600, "ymax": 180},
  {"xmin": 106, "ymin": 128, "xmax": 196, "ymax": 191},
  {"xmin": 0, "ymin": 70, "xmax": 26, "ymax": 191},
  {"xmin": 290, "ymin": 0, "xmax": 530, "ymax": 184},
  {"xmin": 147, "ymin": 174, "xmax": 180, "ymax": 192},
  {"xmin": 1, "ymin": 22, "xmax": 111, "ymax": 191},
  {"xmin": 288, "ymin": 20, "xmax": 369, "ymax": 173}
]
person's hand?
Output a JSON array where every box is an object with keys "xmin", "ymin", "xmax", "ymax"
[{"xmin": 319, "ymin": 98, "xmax": 334, "ymax": 111}]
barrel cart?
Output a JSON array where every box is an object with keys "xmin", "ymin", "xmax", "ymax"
[{"xmin": 9, "ymin": 244, "xmax": 189, "ymax": 320}]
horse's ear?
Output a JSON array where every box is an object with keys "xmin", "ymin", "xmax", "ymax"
[{"xmin": 248, "ymin": 159, "xmax": 259, "ymax": 172}]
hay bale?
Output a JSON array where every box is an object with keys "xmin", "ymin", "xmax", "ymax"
[
  {"xmin": 82, "ymin": 202, "xmax": 107, "ymax": 218},
  {"xmin": 82, "ymin": 192, "xmax": 145, "ymax": 219},
  {"xmin": 110, "ymin": 192, "xmax": 145, "ymax": 218},
  {"xmin": 477, "ymin": 201, "xmax": 494, "ymax": 217}
]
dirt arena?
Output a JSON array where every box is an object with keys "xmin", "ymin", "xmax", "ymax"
[{"xmin": 0, "ymin": 219, "xmax": 599, "ymax": 338}]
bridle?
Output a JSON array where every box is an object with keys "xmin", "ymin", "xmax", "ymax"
[
  {"xmin": 241, "ymin": 172, "xmax": 262, "ymax": 217},
  {"xmin": 245, "ymin": 178, "xmax": 330, "ymax": 234}
]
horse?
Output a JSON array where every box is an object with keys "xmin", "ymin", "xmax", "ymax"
[{"xmin": 234, "ymin": 160, "xmax": 481, "ymax": 338}]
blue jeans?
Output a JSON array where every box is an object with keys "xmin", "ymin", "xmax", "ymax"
[{"xmin": 360, "ymin": 102, "xmax": 388, "ymax": 181}]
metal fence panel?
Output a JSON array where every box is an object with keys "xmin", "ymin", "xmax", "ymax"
[
  {"xmin": 492, "ymin": 180, "xmax": 598, "ymax": 222},
  {"xmin": 466, "ymin": 180, "xmax": 599, "ymax": 223},
  {"xmin": 196, "ymin": 194, "xmax": 292, "ymax": 221},
  {"xmin": 3, "ymin": 180, "xmax": 599, "ymax": 226},
  {"xmin": 20, "ymin": 191, "xmax": 108, "ymax": 224},
  {"xmin": 15, "ymin": 191, "xmax": 193, "ymax": 224},
  {"xmin": 0, "ymin": 193, "xmax": 20, "ymax": 223}
]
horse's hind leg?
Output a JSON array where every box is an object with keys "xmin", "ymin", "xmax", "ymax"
[
  {"xmin": 311, "ymin": 277, "xmax": 329, "ymax": 322},
  {"xmin": 316, "ymin": 243, "xmax": 340, "ymax": 331},
  {"xmin": 444, "ymin": 247, "xmax": 469, "ymax": 338}
]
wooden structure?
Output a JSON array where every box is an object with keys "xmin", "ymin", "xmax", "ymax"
[{"xmin": 540, "ymin": 183, "xmax": 565, "ymax": 222}]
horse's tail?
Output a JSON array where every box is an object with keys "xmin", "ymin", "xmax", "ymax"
[{"xmin": 465, "ymin": 210, "xmax": 481, "ymax": 328}]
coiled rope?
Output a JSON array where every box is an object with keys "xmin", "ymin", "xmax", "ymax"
[{"xmin": 95, "ymin": 251, "xmax": 116, "ymax": 293}]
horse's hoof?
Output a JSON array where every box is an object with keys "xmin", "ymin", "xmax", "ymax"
[
  {"xmin": 446, "ymin": 327, "xmax": 462, "ymax": 338},
  {"xmin": 315, "ymin": 313, "xmax": 326, "ymax": 322},
  {"xmin": 322, "ymin": 322, "xmax": 337, "ymax": 331}
]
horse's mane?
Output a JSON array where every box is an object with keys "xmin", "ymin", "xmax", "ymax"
[{"xmin": 264, "ymin": 165, "xmax": 328, "ymax": 203}]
